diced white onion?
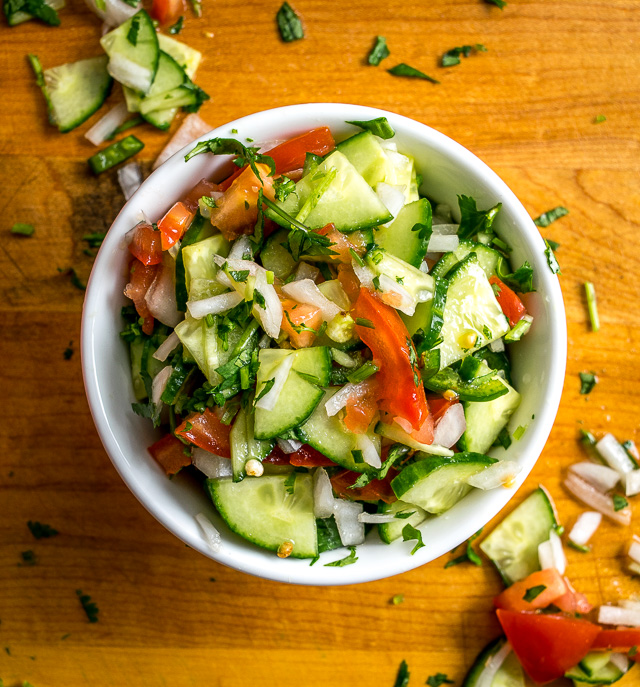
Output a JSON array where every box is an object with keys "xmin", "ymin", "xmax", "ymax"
[
  {"xmin": 333, "ymin": 499, "xmax": 365, "ymax": 546},
  {"xmin": 569, "ymin": 462, "xmax": 621, "ymax": 492},
  {"xmin": 252, "ymin": 268, "xmax": 282, "ymax": 339},
  {"xmin": 145, "ymin": 257, "xmax": 182, "ymax": 327},
  {"xmin": 152, "ymin": 331, "xmax": 180, "ymax": 362},
  {"xmin": 620, "ymin": 596, "xmax": 640, "ymax": 611},
  {"xmin": 597, "ymin": 433, "xmax": 636, "ymax": 476},
  {"xmin": 628, "ymin": 536, "xmax": 640, "ymax": 565},
  {"xmin": 564, "ymin": 473, "xmax": 632, "ymax": 525},
  {"xmin": 313, "ymin": 467, "xmax": 335, "ymax": 519},
  {"xmin": 325, "ymin": 382, "xmax": 369, "ymax": 417},
  {"xmin": 282, "ymin": 279, "xmax": 341, "ymax": 322},
  {"xmin": 293, "ymin": 262, "xmax": 319, "ymax": 283},
  {"xmin": 192, "ymin": 448, "xmax": 233, "ymax": 479},
  {"xmin": 467, "ymin": 460, "xmax": 521, "ymax": 490},
  {"xmin": 187, "ymin": 291, "xmax": 243, "ymax": 319},
  {"xmin": 153, "ymin": 113, "xmax": 212, "ymax": 170},
  {"xmin": 428, "ymin": 234, "xmax": 460, "ymax": 253},
  {"xmin": 568, "ymin": 511, "xmax": 602, "ymax": 546},
  {"xmin": 375, "ymin": 137, "xmax": 397, "ymax": 152},
  {"xmin": 86, "ymin": 0, "xmax": 138, "ymax": 27},
  {"xmin": 117, "ymin": 162, "xmax": 143, "ymax": 201},
  {"xmin": 378, "ymin": 274, "xmax": 416, "ymax": 316},
  {"xmin": 538, "ymin": 529, "xmax": 566, "ymax": 575},
  {"xmin": 432, "ymin": 403, "xmax": 466, "ymax": 449},
  {"xmin": 355, "ymin": 433, "xmax": 381, "ymax": 469},
  {"xmin": 625, "ymin": 470, "xmax": 640, "ymax": 497},
  {"xmin": 255, "ymin": 353, "xmax": 294, "ymax": 411},
  {"xmin": 598, "ymin": 605, "xmax": 640, "ymax": 627},
  {"xmin": 358, "ymin": 513, "xmax": 397, "ymax": 524},
  {"xmin": 228, "ymin": 235, "xmax": 253, "ymax": 261},
  {"xmin": 376, "ymin": 182, "xmax": 406, "ymax": 222},
  {"xmin": 277, "ymin": 438, "xmax": 302, "ymax": 454},
  {"xmin": 85, "ymin": 102, "xmax": 129, "ymax": 146},
  {"xmin": 475, "ymin": 642, "xmax": 513, "ymax": 687},
  {"xmin": 609, "ymin": 653, "xmax": 631, "ymax": 673},
  {"xmin": 629, "ymin": 562, "xmax": 640, "ymax": 576},
  {"xmin": 213, "ymin": 255, "xmax": 260, "ymax": 273},
  {"xmin": 489, "ymin": 338, "xmax": 505, "ymax": 353},
  {"xmin": 431, "ymin": 223, "xmax": 459, "ymax": 235},
  {"xmin": 330, "ymin": 348, "xmax": 357, "ymax": 368},
  {"xmin": 194, "ymin": 512, "xmax": 222, "ymax": 553},
  {"xmin": 352, "ymin": 259, "xmax": 375, "ymax": 289},
  {"xmin": 151, "ymin": 365, "xmax": 172, "ymax": 406},
  {"xmin": 419, "ymin": 260, "xmax": 430, "ymax": 273}
]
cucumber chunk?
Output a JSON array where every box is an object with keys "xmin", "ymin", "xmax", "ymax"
[
  {"xmin": 336, "ymin": 130, "xmax": 390, "ymax": 187},
  {"xmin": 431, "ymin": 240, "xmax": 508, "ymax": 280},
  {"xmin": 462, "ymin": 637, "xmax": 525, "ymax": 687},
  {"xmin": 480, "ymin": 487, "xmax": 558, "ymax": 585},
  {"xmin": 375, "ymin": 421, "xmax": 454, "ymax": 457},
  {"xmin": 365, "ymin": 246, "xmax": 435, "ymax": 304},
  {"xmin": 43, "ymin": 56, "xmax": 113, "ymax": 133},
  {"xmin": 565, "ymin": 652, "xmax": 631, "ymax": 685},
  {"xmin": 378, "ymin": 500, "xmax": 428, "ymax": 544},
  {"xmin": 230, "ymin": 406, "xmax": 273, "ymax": 481},
  {"xmin": 182, "ymin": 234, "xmax": 230, "ymax": 301},
  {"xmin": 174, "ymin": 314, "xmax": 220, "ymax": 384},
  {"xmin": 158, "ymin": 34, "xmax": 202, "ymax": 78},
  {"xmin": 391, "ymin": 452, "xmax": 496, "ymax": 514},
  {"xmin": 374, "ymin": 198, "xmax": 432, "ymax": 268},
  {"xmin": 207, "ymin": 473, "xmax": 318, "ymax": 558},
  {"xmin": 261, "ymin": 229, "xmax": 297, "ymax": 280}
]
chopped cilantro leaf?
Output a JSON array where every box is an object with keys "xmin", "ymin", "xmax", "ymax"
[
  {"xmin": 274, "ymin": 175, "xmax": 296, "ymax": 202},
  {"xmin": 485, "ymin": 0, "xmax": 507, "ymax": 8},
  {"xmin": 441, "ymin": 44, "xmax": 487, "ymax": 67},
  {"xmin": 568, "ymin": 541, "xmax": 591, "ymax": 553},
  {"xmin": 255, "ymin": 378, "xmax": 275, "ymax": 404},
  {"xmin": 391, "ymin": 594, "xmax": 404, "ymax": 605},
  {"xmin": 426, "ymin": 674, "xmax": 454, "ymax": 687},
  {"xmin": 11, "ymin": 223, "xmax": 35, "ymax": 236},
  {"xmin": 346, "ymin": 116, "xmax": 395, "ymax": 139},
  {"xmin": 368, "ymin": 35, "xmax": 390, "ymax": 66},
  {"xmin": 63, "ymin": 341, "xmax": 74, "ymax": 360},
  {"xmin": 445, "ymin": 528, "xmax": 483, "ymax": 568},
  {"xmin": 276, "ymin": 2, "xmax": 304, "ymax": 42},
  {"xmin": 393, "ymin": 660, "xmax": 410, "ymax": 687},
  {"xmin": 523, "ymin": 584, "xmax": 547, "ymax": 602},
  {"xmin": 27, "ymin": 521, "xmax": 58, "ymax": 539},
  {"xmin": 544, "ymin": 239, "xmax": 561, "ymax": 274},
  {"xmin": 458, "ymin": 194, "xmax": 501, "ymax": 240},
  {"xmin": 545, "ymin": 238, "xmax": 560, "ymax": 252},
  {"xmin": 579, "ymin": 371, "xmax": 598, "ymax": 395},
  {"xmin": 76, "ymin": 589, "xmax": 99, "ymax": 623},
  {"xmin": 613, "ymin": 494, "xmax": 628, "ymax": 512},
  {"xmin": 8, "ymin": 0, "xmax": 60, "ymax": 25},
  {"xmin": 388, "ymin": 63, "xmax": 439, "ymax": 84},
  {"xmin": 168, "ymin": 15, "xmax": 184, "ymax": 34},
  {"xmin": 20, "ymin": 550, "xmax": 37, "ymax": 566},
  {"xmin": 594, "ymin": 114, "xmax": 607, "ymax": 124},
  {"xmin": 402, "ymin": 523, "xmax": 425, "ymax": 555},
  {"xmin": 324, "ymin": 546, "xmax": 358, "ymax": 567},
  {"xmin": 513, "ymin": 424, "xmax": 527, "ymax": 440},
  {"xmin": 58, "ymin": 267, "xmax": 86, "ymax": 291},
  {"xmin": 200, "ymin": 196, "xmax": 217, "ymax": 209},
  {"xmin": 533, "ymin": 206, "xmax": 569, "ymax": 228}
]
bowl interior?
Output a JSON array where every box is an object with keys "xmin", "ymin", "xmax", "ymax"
[{"xmin": 82, "ymin": 103, "xmax": 566, "ymax": 585}]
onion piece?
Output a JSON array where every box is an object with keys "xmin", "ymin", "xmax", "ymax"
[
  {"xmin": 192, "ymin": 448, "xmax": 232, "ymax": 479},
  {"xmin": 333, "ymin": 499, "xmax": 365, "ymax": 546},
  {"xmin": 475, "ymin": 641, "xmax": 513, "ymax": 687},
  {"xmin": 331, "ymin": 348, "xmax": 357, "ymax": 368},
  {"xmin": 467, "ymin": 460, "xmax": 521, "ymax": 490},
  {"xmin": 597, "ymin": 433, "xmax": 636, "ymax": 475},
  {"xmin": 227, "ymin": 235, "xmax": 253, "ymax": 260},
  {"xmin": 432, "ymin": 403, "xmax": 466, "ymax": 449},
  {"xmin": 358, "ymin": 513, "xmax": 396, "ymax": 524},
  {"xmin": 376, "ymin": 182, "xmax": 406, "ymax": 222},
  {"xmin": 384, "ymin": 420, "xmax": 454, "ymax": 457},
  {"xmin": 187, "ymin": 291, "xmax": 243, "ymax": 319},
  {"xmin": 86, "ymin": 0, "xmax": 138, "ymax": 27},
  {"xmin": 619, "ymin": 597, "xmax": 640, "ymax": 612},
  {"xmin": 282, "ymin": 279, "xmax": 341, "ymax": 322},
  {"xmin": 255, "ymin": 353, "xmax": 294, "ymax": 411},
  {"xmin": 598, "ymin": 605, "xmax": 640, "ymax": 627},
  {"xmin": 152, "ymin": 331, "xmax": 180, "ymax": 362},
  {"xmin": 325, "ymin": 382, "xmax": 369, "ymax": 417},
  {"xmin": 153, "ymin": 113, "xmax": 212, "ymax": 170},
  {"xmin": 277, "ymin": 438, "xmax": 302, "ymax": 454},
  {"xmin": 564, "ymin": 473, "xmax": 632, "ymax": 525},
  {"xmin": 628, "ymin": 536, "xmax": 640, "ymax": 565},
  {"xmin": 489, "ymin": 338, "xmax": 505, "ymax": 353},
  {"xmin": 569, "ymin": 462, "xmax": 621, "ymax": 492},
  {"xmin": 538, "ymin": 529, "xmax": 566, "ymax": 575},
  {"xmin": 428, "ymin": 234, "xmax": 460, "ymax": 253},
  {"xmin": 313, "ymin": 467, "xmax": 335, "ymax": 519},
  {"xmin": 253, "ymin": 268, "xmax": 282, "ymax": 339},
  {"xmin": 117, "ymin": 162, "xmax": 143, "ymax": 201},
  {"xmin": 431, "ymin": 223, "xmax": 459, "ymax": 235},
  {"xmin": 354, "ymin": 433, "xmax": 381, "ymax": 469},
  {"xmin": 85, "ymin": 102, "xmax": 129, "ymax": 146},
  {"xmin": 629, "ymin": 562, "xmax": 640, "ymax": 576},
  {"xmin": 145, "ymin": 255, "xmax": 182, "ymax": 327},
  {"xmin": 568, "ymin": 511, "xmax": 602, "ymax": 546},
  {"xmin": 625, "ymin": 470, "xmax": 640, "ymax": 497},
  {"xmin": 151, "ymin": 366, "xmax": 172, "ymax": 406},
  {"xmin": 194, "ymin": 512, "xmax": 222, "ymax": 553},
  {"xmin": 293, "ymin": 261, "xmax": 320, "ymax": 282},
  {"xmin": 352, "ymin": 259, "xmax": 375, "ymax": 289},
  {"xmin": 609, "ymin": 653, "xmax": 631, "ymax": 673},
  {"xmin": 377, "ymin": 274, "xmax": 416, "ymax": 315}
]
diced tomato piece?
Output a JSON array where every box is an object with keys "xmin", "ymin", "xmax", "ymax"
[
  {"xmin": 427, "ymin": 395, "xmax": 459, "ymax": 423},
  {"xmin": 280, "ymin": 298, "xmax": 323, "ymax": 348},
  {"xmin": 337, "ymin": 264, "xmax": 360, "ymax": 303},
  {"xmin": 289, "ymin": 445, "xmax": 335, "ymax": 467},
  {"xmin": 315, "ymin": 223, "xmax": 361, "ymax": 264},
  {"xmin": 175, "ymin": 408, "xmax": 231, "ymax": 458},
  {"xmin": 494, "ymin": 569, "xmax": 570, "ymax": 613},
  {"xmin": 217, "ymin": 165, "xmax": 245, "ymax": 192},
  {"xmin": 263, "ymin": 445, "xmax": 291, "ymax": 465},
  {"xmin": 489, "ymin": 276, "xmax": 527, "ymax": 327},
  {"xmin": 553, "ymin": 577, "xmax": 593, "ymax": 614},
  {"xmin": 353, "ymin": 288, "xmax": 429, "ymax": 431},
  {"xmin": 158, "ymin": 202, "xmax": 195, "ymax": 251},
  {"xmin": 342, "ymin": 378, "xmax": 379, "ymax": 434},
  {"xmin": 123, "ymin": 258, "xmax": 158, "ymax": 335},
  {"xmin": 209, "ymin": 163, "xmax": 275, "ymax": 241},
  {"xmin": 182, "ymin": 178, "xmax": 221, "ymax": 213},
  {"xmin": 266, "ymin": 127, "xmax": 335, "ymax": 175},
  {"xmin": 128, "ymin": 222, "xmax": 163, "ymax": 266},
  {"xmin": 592, "ymin": 629, "xmax": 640, "ymax": 655},
  {"xmin": 150, "ymin": 0, "xmax": 184, "ymax": 24},
  {"xmin": 148, "ymin": 434, "xmax": 192, "ymax": 475},
  {"xmin": 497, "ymin": 609, "xmax": 600, "ymax": 684},
  {"xmin": 410, "ymin": 413, "xmax": 435, "ymax": 445},
  {"xmin": 331, "ymin": 468, "xmax": 398, "ymax": 504}
]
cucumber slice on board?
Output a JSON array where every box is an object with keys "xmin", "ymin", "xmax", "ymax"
[
  {"xmin": 230, "ymin": 406, "xmax": 274, "ymax": 481},
  {"xmin": 480, "ymin": 487, "xmax": 558, "ymax": 585},
  {"xmin": 391, "ymin": 452, "xmax": 497, "ymax": 514},
  {"xmin": 565, "ymin": 652, "xmax": 631, "ymax": 685},
  {"xmin": 462, "ymin": 637, "xmax": 525, "ymax": 687},
  {"xmin": 100, "ymin": 10, "xmax": 159, "ymax": 95},
  {"xmin": 431, "ymin": 240, "xmax": 508, "ymax": 280},
  {"xmin": 374, "ymin": 198, "xmax": 432, "ymax": 268},
  {"xmin": 43, "ymin": 56, "xmax": 113, "ymax": 133},
  {"xmin": 139, "ymin": 51, "xmax": 186, "ymax": 129},
  {"xmin": 139, "ymin": 85, "xmax": 201, "ymax": 115},
  {"xmin": 378, "ymin": 500, "xmax": 428, "ymax": 544},
  {"xmin": 206, "ymin": 473, "xmax": 318, "ymax": 558}
]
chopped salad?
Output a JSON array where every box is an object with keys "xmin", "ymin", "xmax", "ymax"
[{"xmin": 120, "ymin": 120, "xmax": 535, "ymax": 561}]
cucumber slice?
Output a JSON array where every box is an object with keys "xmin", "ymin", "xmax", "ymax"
[
  {"xmin": 391, "ymin": 452, "xmax": 497, "ymax": 514},
  {"xmin": 424, "ymin": 366, "xmax": 510, "ymax": 403},
  {"xmin": 43, "ymin": 56, "xmax": 113, "ymax": 133},
  {"xmin": 462, "ymin": 637, "xmax": 525, "ymax": 687},
  {"xmin": 7, "ymin": 0, "xmax": 64, "ymax": 26},
  {"xmin": 378, "ymin": 500, "xmax": 428, "ymax": 544},
  {"xmin": 182, "ymin": 234, "xmax": 230, "ymax": 300},
  {"xmin": 230, "ymin": 406, "xmax": 274, "ymax": 481},
  {"xmin": 565, "ymin": 652, "xmax": 630, "ymax": 684},
  {"xmin": 431, "ymin": 240, "xmax": 508, "ymax": 280},
  {"xmin": 175, "ymin": 213, "xmax": 216, "ymax": 310},
  {"xmin": 139, "ymin": 51, "xmax": 186, "ymax": 129},
  {"xmin": 290, "ymin": 346, "xmax": 332, "ymax": 385},
  {"xmin": 402, "ymin": 276, "xmax": 448, "ymax": 349},
  {"xmin": 207, "ymin": 473, "xmax": 318, "ymax": 558},
  {"xmin": 129, "ymin": 335, "xmax": 167, "ymax": 401},
  {"xmin": 365, "ymin": 247, "xmax": 434, "ymax": 303},
  {"xmin": 435, "ymin": 253, "xmax": 510, "ymax": 369},
  {"xmin": 139, "ymin": 85, "xmax": 200, "ymax": 115},
  {"xmin": 174, "ymin": 314, "xmax": 220, "ymax": 384},
  {"xmin": 336, "ymin": 131, "xmax": 390, "ymax": 187},
  {"xmin": 261, "ymin": 229, "xmax": 297, "ymax": 280},
  {"xmin": 100, "ymin": 10, "xmax": 159, "ymax": 95},
  {"xmin": 374, "ymin": 198, "xmax": 432, "ymax": 268},
  {"xmin": 479, "ymin": 486, "xmax": 558, "ymax": 585}
]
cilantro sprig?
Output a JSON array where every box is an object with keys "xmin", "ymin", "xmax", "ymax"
[{"xmin": 185, "ymin": 138, "xmax": 276, "ymax": 181}]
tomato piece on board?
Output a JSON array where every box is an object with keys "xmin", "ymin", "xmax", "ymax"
[
  {"xmin": 289, "ymin": 445, "xmax": 335, "ymax": 467},
  {"xmin": 175, "ymin": 409, "xmax": 231, "ymax": 458},
  {"xmin": 150, "ymin": 0, "xmax": 185, "ymax": 24},
  {"xmin": 123, "ymin": 258, "xmax": 158, "ymax": 335},
  {"xmin": 489, "ymin": 276, "xmax": 527, "ymax": 327},
  {"xmin": 128, "ymin": 222, "xmax": 163, "ymax": 266},
  {"xmin": 496, "ymin": 609, "xmax": 600, "ymax": 684},
  {"xmin": 280, "ymin": 298, "xmax": 323, "ymax": 349},
  {"xmin": 158, "ymin": 202, "xmax": 195, "ymax": 251},
  {"xmin": 148, "ymin": 434, "xmax": 192, "ymax": 475},
  {"xmin": 592, "ymin": 629, "xmax": 640, "ymax": 656},
  {"xmin": 352, "ymin": 288, "xmax": 429, "ymax": 431},
  {"xmin": 331, "ymin": 469, "xmax": 398, "ymax": 504},
  {"xmin": 266, "ymin": 127, "xmax": 335, "ymax": 175},
  {"xmin": 494, "ymin": 569, "xmax": 570, "ymax": 613}
]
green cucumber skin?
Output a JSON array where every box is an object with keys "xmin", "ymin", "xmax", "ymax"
[
  {"xmin": 374, "ymin": 198, "xmax": 432, "ymax": 268},
  {"xmin": 462, "ymin": 637, "xmax": 525, "ymax": 687}
]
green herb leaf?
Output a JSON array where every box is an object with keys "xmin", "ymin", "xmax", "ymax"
[
  {"xmin": 594, "ymin": 114, "xmax": 607, "ymax": 124},
  {"xmin": 82, "ymin": 231, "xmax": 106, "ymax": 249},
  {"xmin": 200, "ymin": 196, "xmax": 217, "ymax": 209},
  {"xmin": 426, "ymin": 673, "xmax": 454, "ymax": 687},
  {"xmin": 63, "ymin": 341, "xmax": 74, "ymax": 360},
  {"xmin": 498, "ymin": 261, "xmax": 535, "ymax": 293},
  {"xmin": 284, "ymin": 471, "xmax": 297, "ymax": 495},
  {"xmin": 533, "ymin": 206, "xmax": 569, "ymax": 228},
  {"xmin": 545, "ymin": 238, "xmax": 560, "ymax": 252},
  {"xmin": 391, "ymin": 594, "xmax": 404, "ymax": 605},
  {"xmin": 9, "ymin": 0, "xmax": 61, "ymax": 25},
  {"xmin": 629, "ymin": 645, "xmax": 638, "ymax": 657},
  {"xmin": 544, "ymin": 239, "xmax": 561, "ymax": 275},
  {"xmin": 276, "ymin": 2, "xmax": 304, "ymax": 42},
  {"xmin": 584, "ymin": 281, "xmax": 600, "ymax": 332},
  {"xmin": 27, "ymin": 521, "xmax": 58, "ymax": 539},
  {"xmin": 254, "ymin": 378, "xmax": 275, "ymax": 404},
  {"xmin": 567, "ymin": 540, "xmax": 591, "ymax": 553},
  {"xmin": 168, "ymin": 15, "xmax": 183, "ymax": 34},
  {"xmin": 355, "ymin": 317, "xmax": 375, "ymax": 329},
  {"xmin": 394, "ymin": 510, "xmax": 416, "ymax": 519},
  {"xmin": 579, "ymin": 371, "xmax": 598, "ymax": 395},
  {"xmin": 393, "ymin": 660, "xmax": 410, "ymax": 687},
  {"xmin": 458, "ymin": 195, "xmax": 502, "ymax": 240},
  {"xmin": 388, "ymin": 63, "xmax": 439, "ymax": 84},
  {"xmin": 346, "ymin": 116, "xmax": 395, "ymax": 139},
  {"xmin": 346, "ymin": 360, "xmax": 379, "ymax": 384},
  {"xmin": 485, "ymin": 0, "xmax": 507, "ymax": 8},
  {"xmin": 613, "ymin": 494, "xmax": 629, "ymax": 512},
  {"xmin": 324, "ymin": 546, "xmax": 358, "ymax": 567},
  {"xmin": 11, "ymin": 222, "xmax": 35, "ymax": 236},
  {"xmin": 523, "ymin": 584, "xmax": 547, "ymax": 602},
  {"xmin": 274, "ymin": 175, "xmax": 296, "ymax": 202},
  {"xmin": 441, "ymin": 44, "xmax": 487, "ymax": 67},
  {"xmin": 445, "ymin": 527, "xmax": 483, "ymax": 568},
  {"xmin": 368, "ymin": 35, "xmax": 390, "ymax": 66},
  {"xmin": 19, "ymin": 550, "xmax": 37, "ymax": 566},
  {"xmin": 76, "ymin": 589, "xmax": 99, "ymax": 623},
  {"xmin": 402, "ymin": 523, "xmax": 425, "ymax": 555},
  {"xmin": 127, "ymin": 13, "xmax": 141, "ymax": 46},
  {"xmin": 185, "ymin": 138, "xmax": 276, "ymax": 181},
  {"xmin": 492, "ymin": 427, "xmax": 512, "ymax": 449}
]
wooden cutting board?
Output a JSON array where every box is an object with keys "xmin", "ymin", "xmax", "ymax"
[{"xmin": 1, "ymin": 1, "xmax": 639, "ymax": 685}]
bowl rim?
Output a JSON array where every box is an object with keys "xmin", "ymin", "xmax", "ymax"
[{"xmin": 82, "ymin": 102, "xmax": 567, "ymax": 585}]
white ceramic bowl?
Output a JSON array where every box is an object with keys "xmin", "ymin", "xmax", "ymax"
[{"xmin": 82, "ymin": 103, "xmax": 566, "ymax": 585}]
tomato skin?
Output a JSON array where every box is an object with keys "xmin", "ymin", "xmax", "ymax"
[
  {"xmin": 591, "ymin": 629, "xmax": 640, "ymax": 655},
  {"xmin": 343, "ymin": 378, "xmax": 379, "ymax": 434},
  {"xmin": 497, "ymin": 609, "xmax": 600, "ymax": 684},
  {"xmin": 123, "ymin": 258, "xmax": 158, "ymax": 335},
  {"xmin": 331, "ymin": 468, "xmax": 398, "ymax": 504},
  {"xmin": 182, "ymin": 178, "xmax": 221, "ymax": 213},
  {"xmin": 151, "ymin": 0, "xmax": 184, "ymax": 24},
  {"xmin": 280, "ymin": 298, "xmax": 323, "ymax": 349},
  {"xmin": 266, "ymin": 127, "xmax": 335, "ymax": 175},
  {"xmin": 128, "ymin": 223, "xmax": 163, "ymax": 266},
  {"xmin": 175, "ymin": 409, "xmax": 231, "ymax": 458},
  {"xmin": 337, "ymin": 264, "xmax": 360, "ymax": 303},
  {"xmin": 148, "ymin": 434, "xmax": 192, "ymax": 475},
  {"xmin": 494, "ymin": 569, "xmax": 570, "ymax": 613},
  {"xmin": 289, "ymin": 445, "xmax": 335, "ymax": 467},
  {"xmin": 158, "ymin": 202, "xmax": 195, "ymax": 251},
  {"xmin": 316, "ymin": 223, "xmax": 362, "ymax": 264},
  {"xmin": 489, "ymin": 276, "xmax": 527, "ymax": 327},
  {"xmin": 353, "ymin": 288, "xmax": 429, "ymax": 431}
]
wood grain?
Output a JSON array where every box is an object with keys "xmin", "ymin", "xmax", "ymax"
[{"xmin": 1, "ymin": 1, "xmax": 640, "ymax": 685}]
